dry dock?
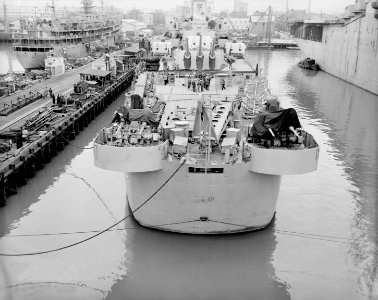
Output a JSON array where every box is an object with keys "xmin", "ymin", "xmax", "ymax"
[{"xmin": 0, "ymin": 66, "xmax": 135, "ymax": 207}]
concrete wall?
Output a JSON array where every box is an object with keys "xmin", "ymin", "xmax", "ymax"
[{"xmin": 295, "ymin": 6, "xmax": 378, "ymax": 95}]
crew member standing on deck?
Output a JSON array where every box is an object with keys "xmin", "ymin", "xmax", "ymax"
[
  {"xmin": 164, "ymin": 72, "xmax": 169, "ymax": 85},
  {"xmin": 221, "ymin": 78, "xmax": 226, "ymax": 90}
]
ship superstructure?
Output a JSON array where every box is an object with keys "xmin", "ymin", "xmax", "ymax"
[
  {"xmin": 93, "ymin": 0, "xmax": 319, "ymax": 234},
  {"xmin": 291, "ymin": 0, "xmax": 378, "ymax": 95},
  {"xmin": 11, "ymin": 0, "xmax": 120, "ymax": 70}
]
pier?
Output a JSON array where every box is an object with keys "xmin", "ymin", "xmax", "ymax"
[{"xmin": 0, "ymin": 67, "xmax": 135, "ymax": 207}]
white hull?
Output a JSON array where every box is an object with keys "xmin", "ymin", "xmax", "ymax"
[
  {"xmin": 294, "ymin": 6, "xmax": 378, "ymax": 95},
  {"xmin": 16, "ymin": 51, "xmax": 47, "ymax": 70},
  {"xmin": 126, "ymin": 162, "xmax": 281, "ymax": 234},
  {"xmin": 15, "ymin": 36, "xmax": 116, "ymax": 70}
]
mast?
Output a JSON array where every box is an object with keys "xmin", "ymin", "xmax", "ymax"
[
  {"xmin": 51, "ymin": 0, "xmax": 56, "ymax": 17},
  {"xmin": 307, "ymin": 0, "xmax": 311, "ymax": 19}
]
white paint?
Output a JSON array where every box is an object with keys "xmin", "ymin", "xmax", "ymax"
[{"xmin": 126, "ymin": 162, "xmax": 282, "ymax": 234}]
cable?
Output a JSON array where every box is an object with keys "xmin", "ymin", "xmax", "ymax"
[
  {"xmin": 0, "ymin": 159, "xmax": 186, "ymax": 256},
  {"xmin": 59, "ymin": 135, "xmax": 94, "ymax": 150}
]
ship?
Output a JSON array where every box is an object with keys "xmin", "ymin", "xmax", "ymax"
[
  {"xmin": 93, "ymin": 0, "xmax": 319, "ymax": 234},
  {"xmin": 11, "ymin": 0, "xmax": 120, "ymax": 70},
  {"xmin": 291, "ymin": 0, "xmax": 378, "ymax": 95}
]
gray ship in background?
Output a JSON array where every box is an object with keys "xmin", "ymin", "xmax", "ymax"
[
  {"xmin": 10, "ymin": 0, "xmax": 120, "ymax": 70},
  {"xmin": 291, "ymin": 0, "xmax": 378, "ymax": 95}
]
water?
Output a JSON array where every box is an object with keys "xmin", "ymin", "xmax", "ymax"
[{"xmin": 0, "ymin": 46, "xmax": 377, "ymax": 300}]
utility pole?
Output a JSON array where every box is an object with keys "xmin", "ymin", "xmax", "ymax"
[
  {"xmin": 286, "ymin": 0, "xmax": 289, "ymax": 34},
  {"xmin": 3, "ymin": 1, "xmax": 8, "ymax": 33},
  {"xmin": 307, "ymin": 0, "xmax": 311, "ymax": 19},
  {"xmin": 266, "ymin": 6, "xmax": 272, "ymax": 45}
]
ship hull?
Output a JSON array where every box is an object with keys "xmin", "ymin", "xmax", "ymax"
[
  {"xmin": 126, "ymin": 162, "xmax": 281, "ymax": 234},
  {"xmin": 294, "ymin": 7, "xmax": 378, "ymax": 95},
  {"xmin": 14, "ymin": 36, "xmax": 116, "ymax": 70},
  {"xmin": 15, "ymin": 51, "xmax": 48, "ymax": 70}
]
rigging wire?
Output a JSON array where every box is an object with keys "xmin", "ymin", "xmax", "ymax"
[
  {"xmin": 0, "ymin": 159, "xmax": 186, "ymax": 256},
  {"xmin": 59, "ymin": 135, "xmax": 94, "ymax": 150},
  {"xmin": 1, "ymin": 217, "xmax": 365, "ymax": 247}
]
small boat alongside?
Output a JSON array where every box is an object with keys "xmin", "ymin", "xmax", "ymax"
[{"xmin": 298, "ymin": 58, "xmax": 320, "ymax": 71}]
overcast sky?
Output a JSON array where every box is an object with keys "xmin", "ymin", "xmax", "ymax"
[{"xmin": 10, "ymin": 0, "xmax": 355, "ymax": 14}]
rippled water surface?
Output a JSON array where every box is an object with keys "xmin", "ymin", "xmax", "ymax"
[{"xmin": 0, "ymin": 46, "xmax": 377, "ymax": 300}]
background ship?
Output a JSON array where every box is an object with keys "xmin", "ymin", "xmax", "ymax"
[
  {"xmin": 291, "ymin": 0, "xmax": 378, "ymax": 95},
  {"xmin": 11, "ymin": 0, "xmax": 120, "ymax": 70}
]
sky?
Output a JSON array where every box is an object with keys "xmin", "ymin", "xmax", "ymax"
[{"xmin": 9, "ymin": 0, "xmax": 356, "ymax": 14}]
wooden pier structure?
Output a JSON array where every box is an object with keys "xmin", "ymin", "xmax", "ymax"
[{"xmin": 0, "ymin": 68, "xmax": 135, "ymax": 207}]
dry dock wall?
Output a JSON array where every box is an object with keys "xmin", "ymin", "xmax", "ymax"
[{"xmin": 296, "ymin": 6, "xmax": 378, "ymax": 95}]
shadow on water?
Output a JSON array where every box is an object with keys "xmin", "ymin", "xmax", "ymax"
[
  {"xmin": 0, "ymin": 94, "xmax": 127, "ymax": 238},
  {"xmin": 106, "ymin": 216, "xmax": 291, "ymax": 300}
]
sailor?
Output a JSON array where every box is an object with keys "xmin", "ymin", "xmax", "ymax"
[
  {"xmin": 163, "ymin": 72, "xmax": 169, "ymax": 85},
  {"xmin": 205, "ymin": 75, "xmax": 210, "ymax": 90},
  {"xmin": 111, "ymin": 105, "xmax": 129, "ymax": 124},
  {"xmin": 221, "ymin": 78, "xmax": 226, "ymax": 90}
]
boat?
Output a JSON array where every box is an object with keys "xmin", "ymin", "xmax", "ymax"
[
  {"xmin": 93, "ymin": 0, "xmax": 319, "ymax": 234},
  {"xmin": 246, "ymin": 43, "xmax": 274, "ymax": 50},
  {"xmin": 11, "ymin": 0, "xmax": 120, "ymax": 70},
  {"xmin": 291, "ymin": 0, "xmax": 378, "ymax": 95},
  {"xmin": 298, "ymin": 58, "xmax": 320, "ymax": 70}
]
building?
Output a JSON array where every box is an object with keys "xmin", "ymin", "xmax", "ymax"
[
  {"xmin": 232, "ymin": 0, "xmax": 248, "ymax": 17},
  {"xmin": 226, "ymin": 17, "xmax": 249, "ymax": 31},
  {"xmin": 165, "ymin": 15, "xmax": 179, "ymax": 31},
  {"xmin": 45, "ymin": 53, "xmax": 65, "ymax": 76},
  {"xmin": 249, "ymin": 14, "xmax": 275, "ymax": 38},
  {"xmin": 176, "ymin": 5, "xmax": 191, "ymax": 21},
  {"xmin": 121, "ymin": 19, "xmax": 147, "ymax": 39},
  {"xmin": 92, "ymin": 53, "xmax": 116, "ymax": 74},
  {"xmin": 142, "ymin": 13, "xmax": 154, "ymax": 27}
]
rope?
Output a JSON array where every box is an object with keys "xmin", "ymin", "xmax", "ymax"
[
  {"xmin": 0, "ymin": 159, "xmax": 186, "ymax": 256},
  {"xmin": 59, "ymin": 135, "xmax": 94, "ymax": 150},
  {"xmin": 207, "ymin": 218, "xmax": 363, "ymax": 246}
]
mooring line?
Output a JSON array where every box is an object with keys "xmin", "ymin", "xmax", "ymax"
[{"xmin": 0, "ymin": 159, "xmax": 186, "ymax": 256}]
